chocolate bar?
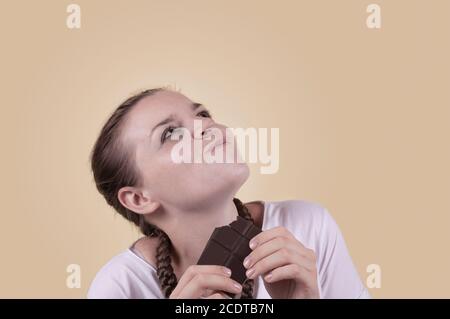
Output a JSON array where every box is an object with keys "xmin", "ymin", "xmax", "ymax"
[{"xmin": 196, "ymin": 215, "xmax": 262, "ymax": 298}]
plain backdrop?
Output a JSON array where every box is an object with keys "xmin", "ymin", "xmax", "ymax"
[{"xmin": 0, "ymin": 0, "xmax": 449, "ymax": 298}]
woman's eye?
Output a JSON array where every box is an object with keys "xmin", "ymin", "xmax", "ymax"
[
  {"xmin": 161, "ymin": 126, "xmax": 176, "ymax": 143},
  {"xmin": 197, "ymin": 110, "xmax": 211, "ymax": 118}
]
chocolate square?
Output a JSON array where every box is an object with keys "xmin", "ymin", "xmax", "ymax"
[{"xmin": 196, "ymin": 215, "xmax": 262, "ymax": 298}]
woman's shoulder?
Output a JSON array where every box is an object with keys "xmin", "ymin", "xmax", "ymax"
[
  {"xmin": 86, "ymin": 250, "xmax": 135, "ymax": 298},
  {"xmin": 131, "ymin": 236, "xmax": 160, "ymax": 268},
  {"xmin": 263, "ymin": 199, "xmax": 369, "ymax": 299},
  {"xmin": 260, "ymin": 199, "xmax": 337, "ymax": 249},
  {"xmin": 262, "ymin": 199, "xmax": 332, "ymax": 227},
  {"xmin": 87, "ymin": 248, "xmax": 163, "ymax": 299}
]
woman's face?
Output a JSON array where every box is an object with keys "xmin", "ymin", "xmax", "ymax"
[{"xmin": 119, "ymin": 90, "xmax": 249, "ymax": 211}]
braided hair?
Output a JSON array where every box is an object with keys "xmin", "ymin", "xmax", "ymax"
[{"xmin": 90, "ymin": 87, "xmax": 255, "ymax": 298}]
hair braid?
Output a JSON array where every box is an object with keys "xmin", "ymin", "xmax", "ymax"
[{"xmin": 232, "ymin": 197, "xmax": 256, "ymax": 299}]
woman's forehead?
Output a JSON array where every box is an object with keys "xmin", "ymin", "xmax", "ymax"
[
  {"xmin": 120, "ymin": 91, "xmax": 196, "ymax": 143},
  {"xmin": 134, "ymin": 90, "xmax": 193, "ymax": 116}
]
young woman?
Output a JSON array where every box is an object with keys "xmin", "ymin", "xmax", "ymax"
[{"xmin": 87, "ymin": 87, "xmax": 370, "ymax": 299}]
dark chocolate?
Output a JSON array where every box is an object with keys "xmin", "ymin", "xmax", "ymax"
[{"xmin": 196, "ymin": 215, "xmax": 262, "ymax": 298}]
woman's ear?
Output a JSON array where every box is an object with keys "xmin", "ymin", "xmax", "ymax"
[{"xmin": 117, "ymin": 186, "xmax": 160, "ymax": 215}]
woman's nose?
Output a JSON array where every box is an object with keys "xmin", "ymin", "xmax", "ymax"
[
  {"xmin": 201, "ymin": 126, "xmax": 213, "ymax": 138},
  {"xmin": 186, "ymin": 118, "xmax": 214, "ymax": 140}
]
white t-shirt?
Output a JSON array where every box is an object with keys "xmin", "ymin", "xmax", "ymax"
[{"xmin": 87, "ymin": 200, "xmax": 371, "ymax": 299}]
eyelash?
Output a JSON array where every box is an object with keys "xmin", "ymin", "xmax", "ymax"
[
  {"xmin": 197, "ymin": 110, "xmax": 211, "ymax": 118},
  {"xmin": 161, "ymin": 126, "xmax": 176, "ymax": 144},
  {"xmin": 160, "ymin": 111, "xmax": 212, "ymax": 143}
]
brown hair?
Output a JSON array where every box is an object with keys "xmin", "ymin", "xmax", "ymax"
[{"xmin": 90, "ymin": 87, "xmax": 255, "ymax": 298}]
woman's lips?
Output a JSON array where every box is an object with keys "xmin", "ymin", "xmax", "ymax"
[
  {"xmin": 211, "ymin": 135, "xmax": 226, "ymax": 148},
  {"xmin": 203, "ymin": 136, "xmax": 227, "ymax": 155}
]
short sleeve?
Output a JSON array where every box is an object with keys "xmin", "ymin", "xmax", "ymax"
[
  {"xmin": 87, "ymin": 270, "xmax": 128, "ymax": 299},
  {"xmin": 317, "ymin": 207, "xmax": 371, "ymax": 299},
  {"xmin": 86, "ymin": 250, "xmax": 165, "ymax": 299}
]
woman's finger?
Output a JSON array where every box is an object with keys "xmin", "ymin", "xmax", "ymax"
[
  {"xmin": 244, "ymin": 236, "xmax": 298, "ymax": 269},
  {"xmin": 247, "ymin": 249, "xmax": 315, "ymax": 279},
  {"xmin": 175, "ymin": 273, "xmax": 242, "ymax": 299},
  {"xmin": 249, "ymin": 226, "xmax": 298, "ymax": 250},
  {"xmin": 169, "ymin": 265, "xmax": 231, "ymax": 298},
  {"xmin": 263, "ymin": 263, "xmax": 317, "ymax": 289},
  {"xmin": 204, "ymin": 292, "xmax": 232, "ymax": 299}
]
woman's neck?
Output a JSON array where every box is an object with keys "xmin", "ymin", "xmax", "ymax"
[
  {"xmin": 133, "ymin": 199, "xmax": 265, "ymax": 281},
  {"xmin": 166, "ymin": 196, "xmax": 240, "ymax": 278}
]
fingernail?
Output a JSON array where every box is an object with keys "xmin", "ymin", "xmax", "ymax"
[
  {"xmin": 246, "ymin": 268, "xmax": 255, "ymax": 278},
  {"xmin": 233, "ymin": 282, "xmax": 242, "ymax": 291},
  {"xmin": 223, "ymin": 267, "xmax": 232, "ymax": 275},
  {"xmin": 249, "ymin": 240, "xmax": 257, "ymax": 249},
  {"xmin": 243, "ymin": 257, "xmax": 251, "ymax": 268},
  {"xmin": 264, "ymin": 272, "xmax": 272, "ymax": 282}
]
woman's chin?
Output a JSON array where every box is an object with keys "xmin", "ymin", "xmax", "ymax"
[{"xmin": 218, "ymin": 161, "xmax": 250, "ymax": 186}]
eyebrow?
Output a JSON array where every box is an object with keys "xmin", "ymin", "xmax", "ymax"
[
  {"xmin": 192, "ymin": 102, "xmax": 203, "ymax": 111},
  {"xmin": 149, "ymin": 102, "xmax": 205, "ymax": 136}
]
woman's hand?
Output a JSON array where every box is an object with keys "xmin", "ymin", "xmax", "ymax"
[
  {"xmin": 243, "ymin": 226, "xmax": 320, "ymax": 299},
  {"xmin": 169, "ymin": 265, "xmax": 242, "ymax": 299}
]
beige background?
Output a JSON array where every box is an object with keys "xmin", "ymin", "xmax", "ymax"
[{"xmin": 0, "ymin": 0, "xmax": 449, "ymax": 298}]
